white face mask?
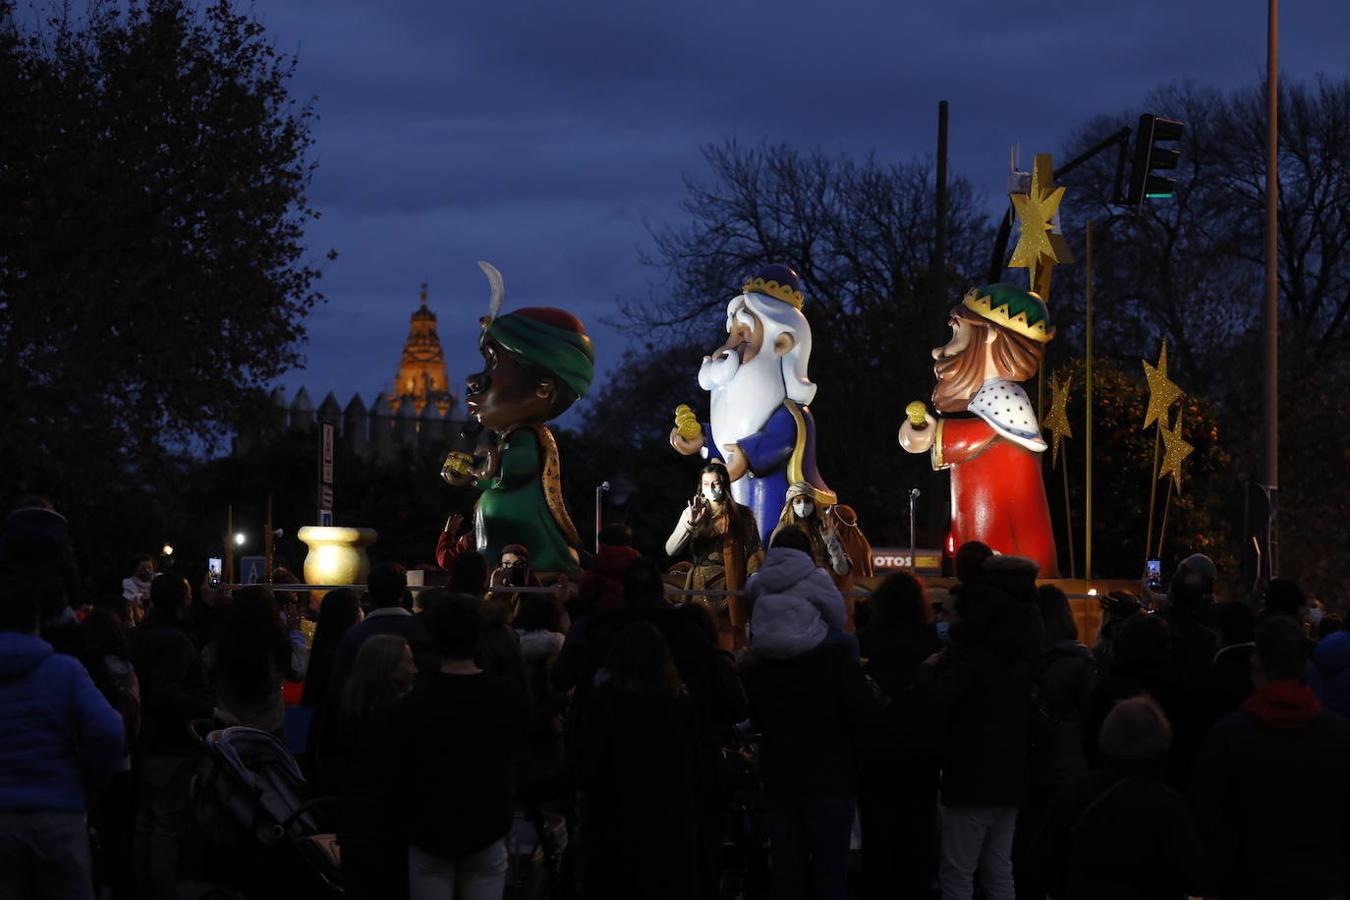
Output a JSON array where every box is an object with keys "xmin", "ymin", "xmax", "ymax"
[
  {"xmin": 792, "ymin": 499, "xmax": 814, "ymax": 519},
  {"xmin": 702, "ymin": 485, "xmax": 723, "ymax": 502}
]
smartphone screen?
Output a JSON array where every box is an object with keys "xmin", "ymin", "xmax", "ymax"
[
  {"xmin": 207, "ymin": 557, "xmax": 223, "ymax": 586},
  {"xmin": 1145, "ymin": 559, "xmax": 1162, "ymax": 591}
]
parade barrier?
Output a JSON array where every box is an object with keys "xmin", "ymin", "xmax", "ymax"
[{"xmin": 232, "ymin": 581, "xmax": 1119, "ymax": 645}]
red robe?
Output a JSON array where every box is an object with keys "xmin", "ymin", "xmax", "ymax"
[{"xmin": 935, "ymin": 416, "xmax": 1059, "ymax": 578}]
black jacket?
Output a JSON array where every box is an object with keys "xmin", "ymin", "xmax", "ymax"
[
  {"xmin": 131, "ymin": 618, "xmax": 213, "ymax": 757},
  {"xmin": 921, "ymin": 642, "xmax": 1031, "ymax": 807},
  {"xmin": 392, "ymin": 671, "xmax": 528, "ymax": 860},
  {"xmin": 1032, "ymin": 641, "xmax": 1098, "ymax": 786},
  {"xmin": 739, "ymin": 642, "xmax": 880, "ymax": 796},
  {"xmin": 1039, "ymin": 762, "xmax": 1201, "ymax": 899},
  {"xmin": 858, "ymin": 622, "xmax": 943, "ymax": 757},
  {"xmin": 578, "ymin": 687, "xmax": 703, "ymax": 900},
  {"xmin": 1192, "ymin": 695, "xmax": 1350, "ymax": 899}
]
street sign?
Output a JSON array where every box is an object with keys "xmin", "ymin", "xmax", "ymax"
[
  {"xmin": 239, "ymin": 555, "xmax": 267, "ymax": 584},
  {"xmin": 871, "ymin": 548, "xmax": 944, "ymax": 574},
  {"xmin": 318, "ymin": 423, "xmax": 335, "ymax": 525}
]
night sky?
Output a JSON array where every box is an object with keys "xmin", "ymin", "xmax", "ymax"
[{"xmin": 260, "ymin": 1, "xmax": 1349, "ymax": 423}]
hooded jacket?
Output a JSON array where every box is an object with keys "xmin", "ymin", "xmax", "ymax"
[
  {"xmin": 1193, "ymin": 680, "xmax": 1350, "ymax": 898},
  {"xmin": 0, "ymin": 631, "xmax": 125, "ymax": 812},
  {"xmin": 1310, "ymin": 630, "xmax": 1350, "ymax": 718},
  {"xmin": 746, "ymin": 548, "xmax": 846, "ymax": 658}
]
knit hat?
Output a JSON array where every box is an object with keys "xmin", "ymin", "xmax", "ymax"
[
  {"xmin": 1099, "ymin": 696, "xmax": 1173, "ymax": 761},
  {"xmin": 482, "ymin": 307, "xmax": 595, "ymax": 397}
]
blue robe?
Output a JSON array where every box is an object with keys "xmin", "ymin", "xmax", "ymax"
[{"xmin": 705, "ymin": 400, "xmax": 835, "ymax": 547}]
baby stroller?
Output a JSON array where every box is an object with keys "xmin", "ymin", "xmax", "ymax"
[
  {"xmin": 718, "ymin": 724, "xmax": 770, "ymax": 900},
  {"xmin": 191, "ymin": 723, "xmax": 343, "ymax": 897}
]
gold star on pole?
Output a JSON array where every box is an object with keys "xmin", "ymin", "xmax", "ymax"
[
  {"xmin": 1041, "ymin": 372, "xmax": 1073, "ymax": 469},
  {"xmin": 1157, "ymin": 409, "xmax": 1194, "ymax": 492},
  {"xmin": 1141, "ymin": 339, "xmax": 1184, "ymax": 428},
  {"xmin": 1009, "ymin": 153, "xmax": 1074, "ymax": 297}
]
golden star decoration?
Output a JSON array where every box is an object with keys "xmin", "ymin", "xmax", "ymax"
[
  {"xmin": 1040, "ymin": 372, "xmax": 1073, "ymax": 469},
  {"xmin": 1141, "ymin": 339, "xmax": 1184, "ymax": 429},
  {"xmin": 1009, "ymin": 153, "xmax": 1074, "ymax": 293},
  {"xmin": 1157, "ymin": 408, "xmax": 1194, "ymax": 492}
]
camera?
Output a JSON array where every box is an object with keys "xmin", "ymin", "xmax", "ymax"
[{"xmin": 499, "ymin": 559, "xmax": 530, "ymax": 588}]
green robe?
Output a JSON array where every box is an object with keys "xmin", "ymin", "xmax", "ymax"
[{"xmin": 473, "ymin": 425, "xmax": 581, "ymax": 575}]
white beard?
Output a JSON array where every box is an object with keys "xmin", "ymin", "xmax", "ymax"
[{"xmin": 700, "ymin": 347, "xmax": 786, "ymax": 458}]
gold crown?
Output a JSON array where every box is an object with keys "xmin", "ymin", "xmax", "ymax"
[
  {"xmin": 742, "ymin": 277, "xmax": 804, "ymax": 310},
  {"xmin": 961, "ymin": 288, "xmax": 1055, "ymax": 343}
]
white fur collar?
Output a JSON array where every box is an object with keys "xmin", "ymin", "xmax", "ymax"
[{"xmin": 967, "ymin": 379, "xmax": 1046, "ymax": 452}]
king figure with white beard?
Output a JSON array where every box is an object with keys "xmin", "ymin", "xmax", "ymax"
[{"xmin": 671, "ymin": 265, "xmax": 836, "ymax": 547}]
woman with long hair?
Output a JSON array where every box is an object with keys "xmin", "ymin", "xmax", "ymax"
[
  {"xmin": 302, "ymin": 589, "xmax": 363, "ymax": 710},
  {"xmin": 337, "ymin": 634, "xmax": 416, "ymax": 900},
  {"xmin": 206, "ymin": 586, "xmax": 299, "ymax": 736}
]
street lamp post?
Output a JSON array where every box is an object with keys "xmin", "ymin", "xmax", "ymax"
[{"xmin": 594, "ymin": 481, "xmax": 610, "ymax": 554}]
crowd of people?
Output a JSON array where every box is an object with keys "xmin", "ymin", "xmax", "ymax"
[{"xmin": 2, "ymin": 495, "xmax": 1350, "ymax": 900}]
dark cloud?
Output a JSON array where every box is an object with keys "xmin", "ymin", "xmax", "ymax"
[{"xmin": 263, "ymin": 0, "xmax": 1350, "ymax": 423}]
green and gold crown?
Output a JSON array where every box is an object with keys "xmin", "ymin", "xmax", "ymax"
[
  {"xmin": 961, "ymin": 283, "xmax": 1055, "ymax": 343},
  {"xmin": 742, "ymin": 276, "xmax": 804, "ymax": 309}
]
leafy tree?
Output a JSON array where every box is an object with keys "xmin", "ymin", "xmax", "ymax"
[{"xmin": 0, "ymin": 0, "xmax": 330, "ymax": 576}]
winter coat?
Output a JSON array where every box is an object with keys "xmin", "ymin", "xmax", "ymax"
[
  {"xmin": 0, "ymin": 631, "xmax": 125, "ymax": 812},
  {"xmin": 858, "ymin": 622, "xmax": 943, "ymax": 757},
  {"xmin": 920, "ymin": 641, "xmax": 1031, "ymax": 807},
  {"xmin": 1310, "ymin": 630, "xmax": 1350, "ymax": 718},
  {"xmin": 739, "ymin": 642, "xmax": 881, "ymax": 796},
  {"xmin": 1193, "ymin": 681, "xmax": 1350, "ymax": 899},
  {"xmin": 746, "ymin": 547, "xmax": 846, "ymax": 658},
  {"xmin": 578, "ymin": 687, "xmax": 703, "ymax": 900},
  {"xmin": 1039, "ymin": 761, "xmax": 1202, "ymax": 900},
  {"xmin": 131, "ymin": 618, "xmax": 213, "ymax": 757},
  {"xmin": 1032, "ymin": 641, "xmax": 1098, "ymax": 786},
  {"xmin": 577, "ymin": 545, "xmax": 640, "ymax": 615}
]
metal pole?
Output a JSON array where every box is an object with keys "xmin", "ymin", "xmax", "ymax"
[
  {"xmin": 908, "ymin": 488, "xmax": 920, "ymax": 572},
  {"xmin": 1264, "ymin": 0, "xmax": 1280, "ymax": 578},
  {"xmin": 595, "ymin": 481, "xmax": 610, "ymax": 554},
  {"xmin": 936, "ymin": 100, "xmax": 949, "ymax": 307},
  {"xmin": 1084, "ymin": 221, "xmax": 1094, "ymax": 581}
]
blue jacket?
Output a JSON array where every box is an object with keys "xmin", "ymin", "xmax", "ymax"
[
  {"xmin": 1310, "ymin": 630, "xmax": 1350, "ymax": 718},
  {"xmin": 0, "ymin": 631, "xmax": 125, "ymax": 812}
]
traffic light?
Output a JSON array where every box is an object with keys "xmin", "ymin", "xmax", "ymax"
[{"xmin": 1126, "ymin": 114, "xmax": 1184, "ymax": 207}]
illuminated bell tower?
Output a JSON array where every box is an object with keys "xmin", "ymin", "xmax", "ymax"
[{"xmin": 391, "ymin": 283, "xmax": 453, "ymax": 415}]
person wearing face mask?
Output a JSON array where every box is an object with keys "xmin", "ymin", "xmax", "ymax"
[
  {"xmin": 121, "ymin": 554, "xmax": 156, "ymax": 625},
  {"xmin": 666, "ymin": 462, "xmax": 764, "ymax": 649},
  {"xmin": 772, "ymin": 482, "xmax": 874, "ymax": 602}
]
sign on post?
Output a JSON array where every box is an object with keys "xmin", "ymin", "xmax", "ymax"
[{"xmin": 318, "ymin": 423, "xmax": 335, "ymax": 526}]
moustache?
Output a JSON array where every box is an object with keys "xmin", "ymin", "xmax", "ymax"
[{"xmin": 698, "ymin": 350, "xmax": 741, "ymax": 390}]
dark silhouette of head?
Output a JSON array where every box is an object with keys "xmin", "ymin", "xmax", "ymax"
[
  {"xmin": 1099, "ymin": 696, "xmax": 1173, "ymax": 762},
  {"xmin": 149, "ymin": 571, "xmax": 191, "ymax": 622},
  {"xmin": 1263, "ymin": 578, "xmax": 1307, "ymax": 622},
  {"xmin": 450, "ymin": 551, "xmax": 489, "ymax": 597},
  {"xmin": 1037, "ymin": 584, "xmax": 1079, "ymax": 643},
  {"xmin": 1254, "ymin": 614, "xmax": 1309, "ymax": 683},
  {"xmin": 599, "ymin": 523, "xmax": 632, "ymax": 548},
  {"xmin": 366, "ymin": 562, "xmax": 407, "ymax": 609},
  {"xmin": 769, "ymin": 526, "xmax": 812, "ymax": 555},
  {"xmin": 954, "ymin": 541, "xmax": 994, "ymax": 585},
  {"xmin": 867, "ymin": 571, "xmax": 929, "ymax": 631},
  {"xmin": 429, "ymin": 593, "xmax": 484, "ymax": 661},
  {"xmin": 602, "ymin": 621, "xmax": 682, "ymax": 697},
  {"xmin": 622, "ymin": 557, "xmax": 667, "ymax": 612}
]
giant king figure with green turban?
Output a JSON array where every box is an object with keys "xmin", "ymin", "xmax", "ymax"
[{"xmin": 440, "ymin": 265, "xmax": 593, "ymax": 576}]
